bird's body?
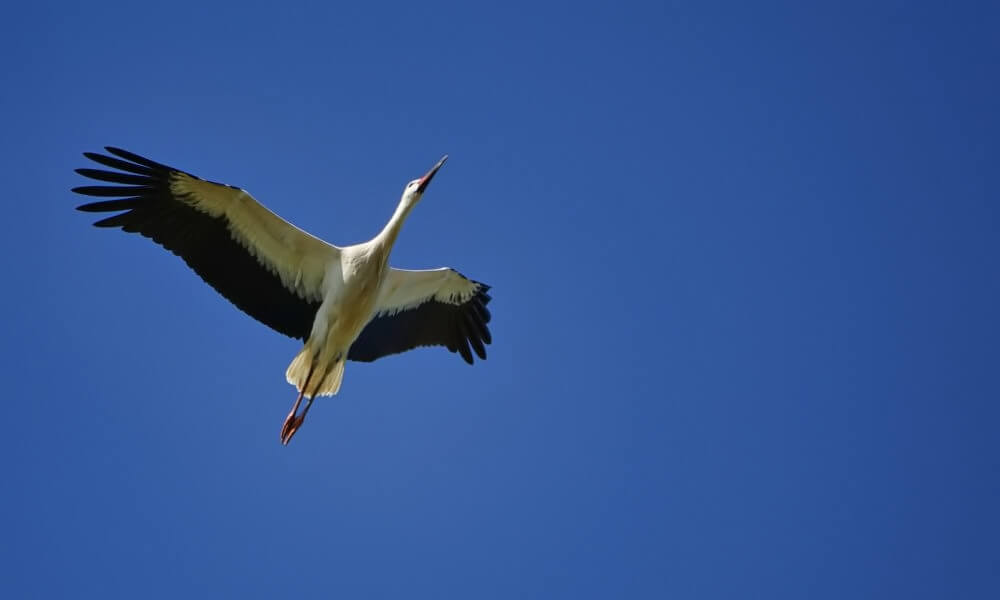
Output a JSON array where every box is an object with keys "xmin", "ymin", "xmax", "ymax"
[
  {"xmin": 289, "ymin": 239, "xmax": 390, "ymax": 400},
  {"xmin": 74, "ymin": 148, "xmax": 492, "ymax": 444}
]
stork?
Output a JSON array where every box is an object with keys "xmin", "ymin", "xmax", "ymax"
[{"xmin": 74, "ymin": 147, "xmax": 492, "ymax": 445}]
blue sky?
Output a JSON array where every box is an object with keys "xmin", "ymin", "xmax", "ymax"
[{"xmin": 2, "ymin": 1, "xmax": 998, "ymax": 598}]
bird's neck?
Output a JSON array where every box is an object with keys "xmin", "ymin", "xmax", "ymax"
[{"xmin": 374, "ymin": 196, "xmax": 415, "ymax": 254}]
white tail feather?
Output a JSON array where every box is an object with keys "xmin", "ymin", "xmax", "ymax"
[
  {"xmin": 313, "ymin": 360, "xmax": 345, "ymax": 397},
  {"xmin": 285, "ymin": 347, "xmax": 314, "ymax": 391},
  {"xmin": 285, "ymin": 347, "xmax": 346, "ymax": 399}
]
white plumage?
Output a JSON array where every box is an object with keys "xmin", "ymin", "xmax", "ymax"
[{"xmin": 75, "ymin": 147, "xmax": 492, "ymax": 444}]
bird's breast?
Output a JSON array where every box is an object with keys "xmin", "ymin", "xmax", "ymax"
[{"xmin": 320, "ymin": 258, "xmax": 384, "ymax": 348}]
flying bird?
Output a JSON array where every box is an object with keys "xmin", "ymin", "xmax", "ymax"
[{"xmin": 74, "ymin": 147, "xmax": 492, "ymax": 444}]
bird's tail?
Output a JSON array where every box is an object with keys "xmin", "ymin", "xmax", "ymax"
[
  {"xmin": 314, "ymin": 359, "xmax": 345, "ymax": 397},
  {"xmin": 286, "ymin": 347, "xmax": 346, "ymax": 399}
]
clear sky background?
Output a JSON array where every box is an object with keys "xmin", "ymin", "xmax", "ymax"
[{"xmin": 1, "ymin": 1, "xmax": 997, "ymax": 598}]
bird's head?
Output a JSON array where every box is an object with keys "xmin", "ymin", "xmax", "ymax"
[{"xmin": 402, "ymin": 155, "xmax": 448, "ymax": 205}]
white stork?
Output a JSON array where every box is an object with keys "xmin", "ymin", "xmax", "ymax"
[{"xmin": 74, "ymin": 147, "xmax": 492, "ymax": 445}]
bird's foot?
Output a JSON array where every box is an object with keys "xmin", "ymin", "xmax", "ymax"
[{"xmin": 280, "ymin": 412, "xmax": 305, "ymax": 446}]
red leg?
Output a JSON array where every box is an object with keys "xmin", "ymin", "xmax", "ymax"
[{"xmin": 281, "ymin": 363, "xmax": 316, "ymax": 445}]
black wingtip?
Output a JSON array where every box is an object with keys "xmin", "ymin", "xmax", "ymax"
[
  {"xmin": 72, "ymin": 185, "xmax": 152, "ymax": 197},
  {"xmin": 76, "ymin": 198, "xmax": 141, "ymax": 213},
  {"xmin": 104, "ymin": 146, "xmax": 131, "ymax": 160},
  {"xmin": 71, "ymin": 186, "xmax": 100, "ymax": 195},
  {"xmin": 91, "ymin": 213, "xmax": 129, "ymax": 228},
  {"xmin": 104, "ymin": 146, "xmax": 170, "ymax": 170},
  {"xmin": 469, "ymin": 335, "xmax": 487, "ymax": 361}
]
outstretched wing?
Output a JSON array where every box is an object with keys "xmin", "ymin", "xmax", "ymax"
[
  {"xmin": 74, "ymin": 147, "xmax": 337, "ymax": 340},
  {"xmin": 348, "ymin": 268, "xmax": 493, "ymax": 364}
]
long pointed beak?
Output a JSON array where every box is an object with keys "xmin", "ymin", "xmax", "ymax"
[{"xmin": 416, "ymin": 155, "xmax": 448, "ymax": 194}]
